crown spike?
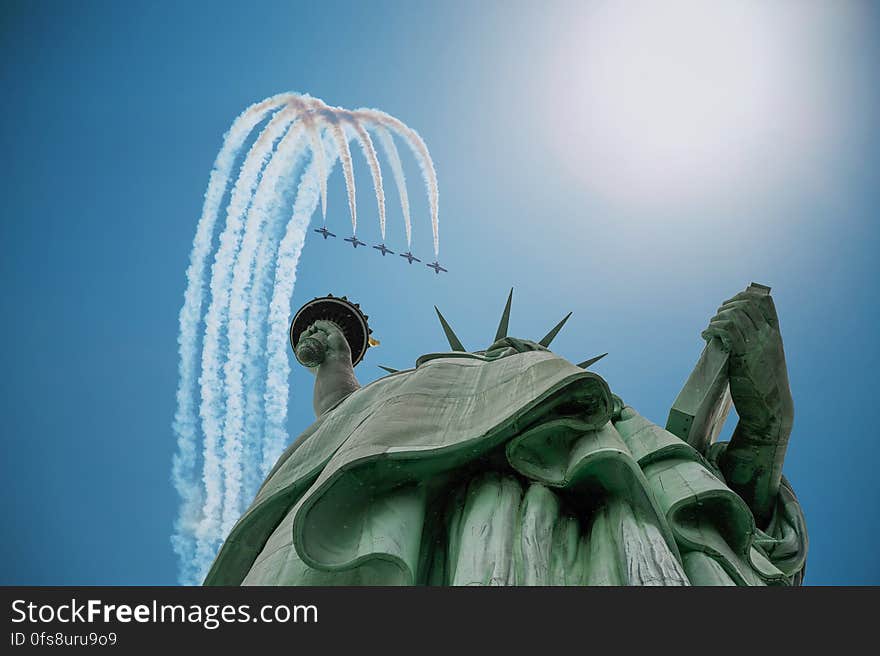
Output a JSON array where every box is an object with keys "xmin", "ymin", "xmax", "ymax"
[
  {"xmin": 434, "ymin": 306, "xmax": 466, "ymax": 351},
  {"xmin": 493, "ymin": 288, "xmax": 514, "ymax": 343},
  {"xmin": 378, "ymin": 365, "xmax": 399, "ymax": 374},
  {"xmin": 538, "ymin": 312, "xmax": 572, "ymax": 347},
  {"xmin": 577, "ymin": 353, "xmax": 608, "ymax": 369}
]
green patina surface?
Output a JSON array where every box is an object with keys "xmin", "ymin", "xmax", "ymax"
[{"xmin": 205, "ymin": 287, "xmax": 807, "ymax": 586}]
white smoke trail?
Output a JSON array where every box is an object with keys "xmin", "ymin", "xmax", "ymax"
[
  {"xmin": 310, "ymin": 125, "xmax": 328, "ymax": 222},
  {"xmin": 174, "ymin": 93, "xmax": 441, "ymax": 584},
  {"xmin": 354, "ymin": 108, "xmax": 439, "ymax": 256},
  {"xmin": 263, "ymin": 141, "xmax": 339, "ymax": 469},
  {"xmin": 240, "ymin": 131, "xmax": 341, "ymax": 500},
  {"xmin": 226, "ymin": 99, "xmax": 340, "ymax": 523},
  {"xmin": 288, "ymin": 96, "xmax": 328, "ymax": 221},
  {"xmin": 372, "ymin": 125, "xmax": 412, "ymax": 247},
  {"xmin": 344, "ymin": 116, "xmax": 386, "ymax": 240},
  {"xmin": 194, "ymin": 103, "xmax": 306, "ymax": 571},
  {"xmin": 220, "ymin": 121, "xmax": 309, "ymax": 536},
  {"xmin": 172, "ymin": 92, "xmax": 291, "ymax": 585},
  {"xmin": 327, "ymin": 117, "xmax": 358, "ymax": 234}
]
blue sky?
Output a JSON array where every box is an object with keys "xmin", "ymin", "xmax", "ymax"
[{"xmin": 1, "ymin": 0, "xmax": 878, "ymax": 585}]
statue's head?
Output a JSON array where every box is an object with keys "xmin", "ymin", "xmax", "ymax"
[{"xmin": 426, "ymin": 289, "xmax": 606, "ymax": 368}]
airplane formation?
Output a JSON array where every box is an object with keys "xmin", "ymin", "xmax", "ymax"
[{"xmin": 313, "ymin": 227, "xmax": 447, "ymax": 274}]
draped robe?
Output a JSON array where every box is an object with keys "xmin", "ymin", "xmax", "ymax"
[{"xmin": 204, "ymin": 344, "xmax": 807, "ymax": 586}]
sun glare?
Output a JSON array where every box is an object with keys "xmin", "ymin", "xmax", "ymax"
[{"xmin": 546, "ymin": 1, "xmax": 841, "ymax": 209}]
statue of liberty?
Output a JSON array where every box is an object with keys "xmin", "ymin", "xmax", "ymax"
[{"xmin": 204, "ymin": 285, "xmax": 807, "ymax": 586}]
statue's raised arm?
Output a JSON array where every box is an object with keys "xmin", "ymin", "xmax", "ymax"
[
  {"xmin": 295, "ymin": 319, "xmax": 361, "ymax": 417},
  {"xmin": 288, "ymin": 295, "xmax": 372, "ymax": 417}
]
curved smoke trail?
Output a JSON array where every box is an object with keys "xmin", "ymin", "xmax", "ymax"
[
  {"xmin": 171, "ymin": 92, "xmax": 291, "ymax": 584},
  {"xmin": 296, "ymin": 98, "xmax": 382, "ymax": 236},
  {"xmin": 263, "ymin": 140, "xmax": 339, "ymax": 469},
  {"xmin": 220, "ymin": 121, "xmax": 309, "ymax": 536},
  {"xmin": 173, "ymin": 92, "xmax": 439, "ymax": 583},
  {"xmin": 372, "ymin": 125, "xmax": 412, "ymax": 247},
  {"xmin": 288, "ymin": 95, "xmax": 328, "ymax": 220},
  {"xmin": 326, "ymin": 117, "xmax": 357, "ymax": 234},
  {"xmin": 344, "ymin": 117, "xmax": 386, "ymax": 240},
  {"xmin": 194, "ymin": 104, "xmax": 306, "ymax": 568},
  {"xmin": 354, "ymin": 108, "xmax": 439, "ymax": 256},
  {"xmin": 239, "ymin": 133, "xmax": 338, "ymax": 496}
]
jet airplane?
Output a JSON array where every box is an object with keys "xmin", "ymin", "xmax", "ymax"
[
  {"xmin": 313, "ymin": 226, "xmax": 336, "ymax": 239},
  {"xmin": 344, "ymin": 236, "xmax": 367, "ymax": 248},
  {"xmin": 400, "ymin": 251, "xmax": 421, "ymax": 264},
  {"xmin": 426, "ymin": 261, "xmax": 448, "ymax": 275},
  {"xmin": 373, "ymin": 243, "xmax": 395, "ymax": 256}
]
